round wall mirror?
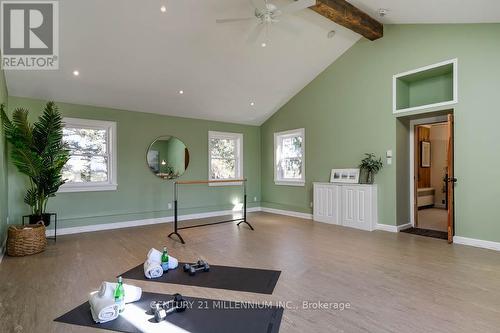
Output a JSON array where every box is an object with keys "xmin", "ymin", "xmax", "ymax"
[{"xmin": 146, "ymin": 136, "xmax": 190, "ymax": 179}]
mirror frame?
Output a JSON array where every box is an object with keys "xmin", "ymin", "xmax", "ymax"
[{"xmin": 146, "ymin": 135, "xmax": 190, "ymax": 180}]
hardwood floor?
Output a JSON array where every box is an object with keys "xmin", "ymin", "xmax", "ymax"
[{"xmin": 1, "ymin": 212, "xmax": 500, "ymax": 333}]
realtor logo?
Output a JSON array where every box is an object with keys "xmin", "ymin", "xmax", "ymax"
[{"xmin": 1, "ymin": 1, "xmax": 59, "ymax": 70}]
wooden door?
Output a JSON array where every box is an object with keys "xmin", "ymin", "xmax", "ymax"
[
  {"xmin": 447, "ymin": 114, "xmax": 456, "ymax": 243},
  {"xmin": 414, "ymin": 127, "xmax": 419, "ymax": 227}
]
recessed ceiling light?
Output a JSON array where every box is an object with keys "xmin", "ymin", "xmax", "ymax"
[
  {"xmin": 261, "ymin": 42, "xmax": 267, "ymax": 48},
  {"xmin": 378, "ymin": 8, "xmax": 389, "ymax": 17},
  {"xmin": 72, "ymin": 70, "xmax": 79, "ymax": 76},
  {"xmin": 250, "ymin": 102, "xmax": 255, "ymax": 106},
  {"xmin": 179, "ymin": 90, "xmax": 184, "ymax": 95},
  {"xmin": 160, "ymin": 5, "xmax": 167, "ymax": 13}
]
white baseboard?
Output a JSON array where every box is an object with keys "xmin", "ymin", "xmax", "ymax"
[
  {"xmin": 261, "ymin": 207, "xmax": 312, "ymax": 220},
  {"xmin": 15, "ymin": 207, "xmax": 500, "ymax": 254},
  {"xmin": 376, "ymin": 222, "xmax": 412, "ymax": 233},
  {"xmin": 376, "ymin": 224, "xmax": 398, "ymax": 232},
  {"xmin": 453, "ymin": 236, "xmax": 500, "ymax": 252},
  {"xmin": 46, "ymin": 207, "xmax": 261, "ymax": 237},
  {"xmin": 397, "ymin": 223, "xmax": 412, "ymax": 231}
]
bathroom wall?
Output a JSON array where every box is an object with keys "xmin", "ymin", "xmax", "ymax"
[
  {"xmin": 430, "ymin": 124, "xmax": 448, "ymax": 207},
  {"xmin": 417, "ymin": 126, "xmax": 431, "ymax": 188}
]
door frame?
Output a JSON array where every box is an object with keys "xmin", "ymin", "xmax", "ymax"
[{"xmin": 409, "ymin": 115, "xmax": 449, "ymax": 228}]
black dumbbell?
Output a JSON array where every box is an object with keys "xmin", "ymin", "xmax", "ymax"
[
  {"xmin": 183, "ymin": 260, "xmax": 210, "ymax": 275},
  {"xmin": 154, "ymin": 295, "xmax": 187, "ymax": 322},
  {"xmin": 183, "ymin": 259, "xmax": 205, "ymax": 270},
  {"xmin": 187, "ymin": 262, "xmax": 209, "ymax": 276},
  {"xmin": 183, "ymin": 259, "xmax": 208, "ymax": 273},
  {"xmin": 150, "ymin": 293, "xmax": 183, "ymax": 313}
]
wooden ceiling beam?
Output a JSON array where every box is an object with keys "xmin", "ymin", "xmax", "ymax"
[{"xmin": 310, "ymin": 0, "xmax": 383, "ymax": 41}]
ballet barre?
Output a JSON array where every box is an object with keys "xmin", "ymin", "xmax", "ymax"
[{"xmin": 168, "ymin": 179, "xmax": 254, "ymax": 244}]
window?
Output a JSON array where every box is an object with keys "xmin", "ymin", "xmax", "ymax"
[
  {"xmin": 208, "ymin": 131, "xmax": 243, "ymax": 184},
  {"xmin": 59, "ymin": 118, "xmax": 117, "ymax": 192},
  {"xmin": 274, "ymin": 128, "xmax": 305, "ymax": 186}
]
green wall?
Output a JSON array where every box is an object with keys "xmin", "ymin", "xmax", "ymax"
[
  {"xmin": 408, "ymin": 72, "xmax": 454, "ymax": 108},
  {"xmin": 0, "ymin": 69, "xmax": 8, "ymax": 244},
  {"xmin": 261, "ymin": 24, "xmax": 500, "ymax": 242},
  {"xmin": 7, "ymin": 97, "xmax": 261, "ymax": 229}
]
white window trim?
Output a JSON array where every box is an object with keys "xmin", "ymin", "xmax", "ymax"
[
  {"xmin": 274, "ymin": 128, "xmax": 305, "ymax": 186},
  {"xmin": 59, "ymin": 117, "xmax": 118, "ymax": 193},
  {"xmin": 208, "ymin": 131, "xmax": 243, "ymax": 186}
]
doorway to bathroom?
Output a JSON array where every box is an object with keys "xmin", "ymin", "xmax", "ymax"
[{"xmin": 403, "ymin": 114, "xmax": 455, "ymax": 242}]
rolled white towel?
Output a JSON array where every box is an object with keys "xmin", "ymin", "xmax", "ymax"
[
  {"xmin": 147, "ymin": 248, "xmax": 178, "ymax": 270},
  {"xmin": 89, "ymin": 291, "xmax": 119, "ymax": 323},
  {"xmin": 147, "ymin": 248, "xmax": 163, "ymax": 263},
  {"xmin": 169, "ymin": 256, "xmax": 178, "ymax": 269},
  {"xmin": 99, "ymin": 281, "xmax": 142, "ymax": 303},
  {"xmin": 144, "ymin": 259, "xmax": 163, "ymax": 279}
]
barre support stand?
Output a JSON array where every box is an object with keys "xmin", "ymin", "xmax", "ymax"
[
  {"xmin": 168, "ymin": 182, "xmax": 185, "ymax": 244},
  {"xmin": 168, "ymin": 179, "xmax": 253, "ymax": 244},
  {"xmin": 237, "ymin": 180, "xmax": 254, "ymax": 230}
]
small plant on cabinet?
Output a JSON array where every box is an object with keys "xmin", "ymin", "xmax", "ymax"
[{"xmin": 359, "ymin": 153, "xmax": 383, "ymax": 184}]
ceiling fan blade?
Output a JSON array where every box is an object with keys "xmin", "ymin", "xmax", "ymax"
[
  {"xmin": 273, "ymin": 17, "xmax": 300, "ymax": 35},
  {"xmin": 278, "ymin": 0, "xmax": 316, "ymax": 15},
  {"xmin": 247, "ymin": 23, "xmax": 266, "ymax": 44},
  {"xmin": 216, "ymin": 17, "xmax": 255, "ymax": 24}
]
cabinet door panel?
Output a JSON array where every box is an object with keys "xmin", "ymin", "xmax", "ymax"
[
  {"xmin": 342, "ymin": 186, "xmax": 373, "ymax": 231},
  {"xmin": 313, "ymin": 184, "xmax": 340, "ymax": 224},
  {"xmin": 343, "ymin": 187, "xmax": 355, "ymax": 224},
  {"xmin": 357, "ymin": 189, "xmax": 366, "ymax": 222}
]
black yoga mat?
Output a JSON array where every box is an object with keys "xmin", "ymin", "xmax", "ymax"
[
  {"xmin": 120, "ymin": 263, "xmax": 281, "ymax": 294},
  {"xmin": 54, "ymin": 291, "xmax": 284, "ymax": 333}
]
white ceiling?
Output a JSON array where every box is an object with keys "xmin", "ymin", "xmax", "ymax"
[
  {"xmin": 5, "ymin": 0, "xmax": 500, "ymax": 125},
  {"xmin": 5, "ymin": 0, "xmax": 360, "ymax": 125},
  {"xmin": 350, "ymin": 0, "xmax": 500, "ymax": 24}
]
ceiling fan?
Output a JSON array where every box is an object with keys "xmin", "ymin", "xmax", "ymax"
[{"xmin": 216, "ymin": 0, "xmax": 316, "ymax": 44}]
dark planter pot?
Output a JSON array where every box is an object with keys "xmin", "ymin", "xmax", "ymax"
[
  {"xmin": 366, "ymin": 172, "xmax": 375, "ymax": 184},
  {"xmin": 29, "ymin": 214, "xmax": 51, "ymax": 226}
]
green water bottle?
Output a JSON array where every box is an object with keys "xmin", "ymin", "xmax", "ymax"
[
  {"xmin": 161, "ymin": 247, "xmax": 169, "ymax": 272},
  {"xmin": 114, "ymin": 276, "xmax": 125, "ymax": 313}
]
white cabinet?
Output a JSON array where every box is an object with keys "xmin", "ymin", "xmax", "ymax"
[
  {"xmin": 313, "ymin": 183, "xmax": 378, "ymax": 231},
  {"xmin": 313, "ymin": 183, "xmax": 341, "ymax": 224}
]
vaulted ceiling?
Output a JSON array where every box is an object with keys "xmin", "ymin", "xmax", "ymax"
[{"xmin": 5, "ymin": 0, "xmax": 500, "ymax": 125}]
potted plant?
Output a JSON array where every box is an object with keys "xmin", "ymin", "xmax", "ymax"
[
  {"xmin": 359, "ymin": 153, "xmax": 383, "ymax": 184},
  {"xmin": 1, "ymin": 102, "xmax": 69, "ymax": 226}
]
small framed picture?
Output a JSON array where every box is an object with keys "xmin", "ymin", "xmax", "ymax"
[
  {"xmin": 421, "ymin": 141, "xmax": 431, "ymax": 168},
  {"xmin": 330, "ymin": 169, "xmax": 360, "ymax": 184}
]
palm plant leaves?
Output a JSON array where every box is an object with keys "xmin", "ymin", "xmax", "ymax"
[
  {"xmin": 33, "ymin": 101, "xmax": 65, "ymax": 158},
  {"xmin": 24, "ymin": 187, "xmax": 38, "ymax": 207},
  {"xmin": 1, "ymin": 102, "xmax": 70, "ymax": 215}
]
